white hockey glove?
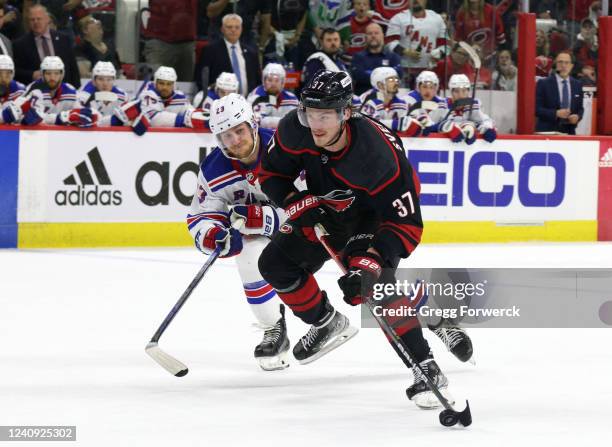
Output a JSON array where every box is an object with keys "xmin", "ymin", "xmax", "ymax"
[
  {"xmin": 458, "ymin": 122, "xmax": 477, "ymax": 145},
  {"xmin": 229, "ymin": 205, "xmax": 280, "ymax": 237}
]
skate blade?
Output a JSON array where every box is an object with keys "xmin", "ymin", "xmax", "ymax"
[
  {"xmin": 258, "ymin": 347, "xmax": 290, "ymax": 371},
  {"xmin": 468, "ymin": 356, "xmax": 476, "ymax": 366},
  {"xmin": 413, "ymin": 388, "xmax": 455, "ymax": 410},
  {"xmin": 297, "ymin": 325, "xmax": 359, "ymax": 365}
]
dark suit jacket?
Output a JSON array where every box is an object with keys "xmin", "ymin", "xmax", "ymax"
[
  {"xmin": 535, "ymin": 74, "xmax": 583, "ymax": 134},
  {"xmin": 12, "ymin": 30, "xmax": 81, "ymax": 88},
  {"xmin": 194, "ymin": 38, "xmax": 260, "ymax": 93}
]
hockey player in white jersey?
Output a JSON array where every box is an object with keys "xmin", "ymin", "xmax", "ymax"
[
  {"xmin": 0, "ymin": 55, "xmax": 26, "ymax": 123},
  {"xmin": 430, "ymin": 74, "xmax": 497, "ymax": 144},
  {"xmin": 192, "ymin": 72, "xmax": 239, "ymax": 129},
  {"xmin": 405, "ymin": 70, "xmax": 447, "ymax": 135},
  {"xmin": 385, "ymin": 0, "xmax": 448, "ymax": 86},
  {"xmin": 76, "ymin": 61, "xmax": 127, "ymax": 126},
  {"xmin": 187, "ymin": 93, "xmax": 290, "ymax": 371},
  {"xmin": 113, "ymin": 66, "xmax": 205, "ymax": 135},
  {"xmin": 1, "ymin": 56, "xmax": 91, "ymax": 127},
  {"xmin": 247, "ymin": 63, "xmax": 298, "ymax": 129},
  {"xmin": 359, "ymin": 66, "xmax": 427, "ymax": 136}
]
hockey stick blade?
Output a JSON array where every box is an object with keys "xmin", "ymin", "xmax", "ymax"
[
  {"xmin": 458, "ymin": 41, "xmax": 481, "ymax": 69},
  {"xmin": 145, "ymin": 342, "xmax": 189, "ymax": 377}
]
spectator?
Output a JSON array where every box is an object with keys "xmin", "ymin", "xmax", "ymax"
[
  {"xmin": 23, "ymin": 0, "xmax": 82, "ymax": 39},
  {"xmin": 535, "ymin": 0, "xmax": 562, "ymax": 20},
  {"xmin": 573, "ymin": 18, "xmax": 598, "ymax": 72},
  {"xmin": 588, "ymin": 1, "xmax": 602, "ymax": 25},
  {"xmin": 351, "ymin": 22, "xmax": 401, "ymax": 95},
  {"xmin": 577, "ymin": 64, "xmax": 596, "ymax": 87},
  {"xmin": 76, "ymin": 61, "xmax": 127, "ymax": 127},
  {"xmin": 491, "ymin": 49, "xmax": 517, "ymax": 91},
  {"xmin": 268, "ymin": 0, "xmax": 308, "ymax": 67},
  {"xmin": 142, "ymin": 0, "xmax": 197, "ymax": 82},
  {"xmin": 374, "ymin": 0, "xmax": 410, "ymax": 21},
  {"xmin": 0, "ymin": 0, "xmax": 23, "ymax": 42},
  {"xmin": 247, "ymin": 63, "xmax": 298, "ymax": 129},
  {"xmin": 565, "ymin": 0, "xmax": 596, "ymax": 36},
  {"xmin": 194, "ymin": 13, "xmax": 261, "ymax": 95},
  {"xmin": 307, "ymin": 0, "xmax": 352, "ymax": 45},
  {"xmin": 12, "ymin": 4, "xmax": 80, "ymax": 87},
  {"xmin": 192, "ymin": 71, "xmax": 239, "ymax": 128},
  {"xmin": 536, "ymin": 29, "xmax": 550, "ymax": 57},
  {"xmin": 301, "ymin": 28, "xmax": 347, "ymax": 87},
  {"xmin": 75, "ymin": 16, "xmax": 120, "ymax": 78},
  {"xmin": 345, "ymin": 0, "xmax": 387, "ymax": 60},
  {"xmin": 385, "ymin": 0, "xmax": 448, "ymax": 88},
  {"xmin": 205, "ymin": 0, "xmax": 272, "ymax": 48},
  {"xmin": 454, "ymin": 0, "xmax": 506, "ymax": 62},
  {"xmin": 536, "ymin": 51, "xmax": 584, "ymax": 135},
  {"xmin": 535, "ymin": 55, "xmax": 553, "ymax": 78},
  {"xmin": 433, "ymin": 42, "xmax": 474, "ymax": 89}
]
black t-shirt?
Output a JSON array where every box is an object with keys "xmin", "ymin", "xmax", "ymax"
[{"xmin": 270, "ymin": 0, "xmax": 308, "ymax": 31}]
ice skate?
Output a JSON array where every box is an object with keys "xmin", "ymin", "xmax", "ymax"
[
  {"xmin": 293, "ymin": 305, "xmax": 358, "ymax": 365},
  {"xmin": 432, "ymin": 326, "xmax": 474, "ymax": 364},
  {"xmin": 406, "ymin": 357, "xmax": 455, "ymax": 409},
  {"xmin": 254, "ymin": 305, "xmax": 290, "ymax": 371}
]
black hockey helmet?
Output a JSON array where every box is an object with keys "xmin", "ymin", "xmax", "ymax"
[{"xmin": 300, "ymin": 70, "xmax": 353, "ymax": 110}]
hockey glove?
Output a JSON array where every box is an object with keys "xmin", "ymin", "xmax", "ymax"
[
  {"xmin": 480, "ymin": 126, "xmax": 497, "ymax": 143},
  {"xmin": 57, "ymin": 108, "xmax": 97, "ymax": 127},
  {"xmin": 1, "ymin": 102, "xmax": 23, "ymax": 124},
  {"xmin": 440, "ymin": 121, "xmax": 465, "ymax": 143},
  {"xmin": 393, "ymin": 116, "xmax": 422, "ymax": 136},
  {"xmin": 459, "ymin": 122, "xmax": 477, "ymax": 145},
  {"xmin": 283, "ymin": 191, "xmax": 327, "ymax": 228},
  {"xmin": 338, "ymin": 252, "xmax": 383, "ymax": 306},
  {"xmin": 229, "ymin": 205, "xmax": 280, "ymax": 237},
  {"xmin": 131, "ymin": 112, "xmax": 150, "ymax": 136},
  {"xmin": 198, "ymin": 225, "xmax": 243, "ymax": 258}
]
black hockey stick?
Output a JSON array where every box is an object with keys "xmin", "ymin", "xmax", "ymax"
[
  {"xmin": 313, "ymin": 224, "xmax": 472, "ymax": 428},
  {"xmin": 145, "ymin": 219, "xmax": 244, "ymax": 376}
]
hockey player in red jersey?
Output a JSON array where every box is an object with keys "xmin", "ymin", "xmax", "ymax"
[{"xmin": 257, "ymin": 69, "xmax": 457, "ymax": 408}]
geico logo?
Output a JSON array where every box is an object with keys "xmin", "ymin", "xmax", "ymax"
[
  {"xmin": 407, "ymin": 149, "xmax": 566, "ymax": 207},
  {"xmin": 136, "ymin": 160, "xmax": 199, "ymax": 206},
  {"xmin": 55, "ymin": 186, "xmax": 122, "ymax": 206}
]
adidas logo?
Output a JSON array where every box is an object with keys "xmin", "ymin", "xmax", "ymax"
[
  {"xmin": 55, "ymin": 147, "xmax": 123, "ymax": 206},
  {"xmin": 600, "ymin": 148, "xmax": 612, "ymax": 168}
]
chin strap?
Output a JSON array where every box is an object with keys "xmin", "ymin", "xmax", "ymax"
[{"xmin": 323, "ymin": 117, "xmax": 347, "ymax": 148}]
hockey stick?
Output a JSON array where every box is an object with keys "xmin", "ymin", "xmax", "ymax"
[
  {"xmin": 458, "ymin": 41, "xmax": 481, "ymax": 121},
  {"xmin": 313, "ymin": 224, "xmax": 472, "ymax": 428},
  {"xmin": 145, "ymin": 219, "xmax": 244, "ymax": 376}
]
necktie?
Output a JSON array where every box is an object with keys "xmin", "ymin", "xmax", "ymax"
[
  {"xmin": 41, "ymin": 36, "xmax": 52, "ymax": 58},
  {"xmin": 231, "ymin": 45, "xmax": 243, "ymax": 95},
  {"xmin": 561, "ymin": 79, "xmax": 569, "ymax": 109}
]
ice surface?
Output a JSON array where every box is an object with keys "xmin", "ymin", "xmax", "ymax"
[{"xmin": 1, "ymin": 242, "xmax": 612, "ymax": 446}]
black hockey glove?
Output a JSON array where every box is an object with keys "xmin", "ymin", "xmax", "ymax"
[
  {"xmin": 338, "ymin": 252, "xmax": 383, "ymax": 306},
  {"xmin": 283, "ymin": 191, "xmax": 328, "ymax": 228}
]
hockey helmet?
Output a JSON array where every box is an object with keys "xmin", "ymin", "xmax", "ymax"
[
  {"xmin": 92, "ymin": 61, "xmax": 116, "ymax": 78},
  {"xmin": 262, "ymin": 63, "xmax": 286, "ymax": 83},
  {"xmin": 300, "ymin": 70, "xmax": 353, "ymax": 110},
  {"xmin": 154, "ymin": 66, "xmax": 177, "ymax": 83},
  {"xmin": 209, "ymin": 93, "xmax": 258, "ymax": 160},
  {"xmin": 448, "ymin": 74, "xmax": 471, "ymax": 90},
  {"xmin": 40, "ymin": 56, "xmax": 64, "ymax": 73},
  {"xmin": 215, "ymin": 72, "xmax": 239, "ymax": 93},
  {"xmin": 0, "ymin": 54, "xmax": 14, "ymax": 72},
  {"xmin": 416, "ymin": 70, "xmax": 439, "ymax": 87},
  {"xmin": 370, "ymin": 66, "xmax": 399, "ymax": 90}
]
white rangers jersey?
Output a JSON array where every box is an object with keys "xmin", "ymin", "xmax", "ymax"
[
  {"xmin": 192, "ymin": 88, "xmax": 220, "ymax": 129},
  {"xmin": 359, "ymin": 88, "xmax": 409, "ymax": 121},
  {"xmin": 187, "ymin": 128, "xmax": 284, "ymax": 245},
  {"xmin": 386, "ymin": 9, "xmax": 447, "ymax": 68},
  {"xmin": 77, "ymin": 80, "xmax": 128, "ymax": 126},
  {"xmin": 0, "ymin": 80, "xmax": 25, "ymax": 105},
  {"xmin": 431, "ymin": 97, "xmax": 495, "ymax": 131},
  {"xmin": 138, "ymin": 82, "xmax": 192, "ymax": 127},
  {"xmin": 247, "ymin": 86, "xmax": 298, "ymax": 129},
  {"xmin": 24, "ymin": 81, "xmax": 78, "ymax": 124}
]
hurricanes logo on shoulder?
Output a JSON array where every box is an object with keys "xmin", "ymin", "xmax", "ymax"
[
  {"xmin": 320, "ymin": 189, "xmax": 355, "ymax": 213},
  {"xmin": 55, "ymin": 147, "xmax": 122, "ymax": 206},
  {"xmin": 600, "ymin": 148, "xmax": 612, "ymax": 168}
]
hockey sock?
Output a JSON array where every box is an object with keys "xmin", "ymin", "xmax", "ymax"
[
  {"xmin": 276, "ymin": 273, "xmax": 328, "ymax": 325},
  {"xmin": 243, "ymin": 280, "xmax": 281, "ymax": 327}
]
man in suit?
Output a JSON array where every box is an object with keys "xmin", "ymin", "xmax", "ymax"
[
  {"xmin": 12, "ymin": 4, "xmax": 80, "ymax": 87},
  {"xmin": 536, "ymin": 51, "xmax": 583, "ymax": 134},
  {"xmin": 194, "ymin": 13, "xmax": 260, "ymax": 96}
]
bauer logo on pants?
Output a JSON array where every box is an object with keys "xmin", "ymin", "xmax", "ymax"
[{"xmin": 54, "ymin": 147, "xmax": 123, "ymax": 206}]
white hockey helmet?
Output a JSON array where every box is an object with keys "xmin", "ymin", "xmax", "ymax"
[
  {"xmin": 448, "ymin": 74, "xmax": 471, "ymax": 90},
  {"xmin": 154, "ymin": 66, "xmax": 177, "ymax": 83},
  {"xmin": 416, "ymin": 70, "xmax": 439, "ymax": 87},
  {"xmin": 0, "ymin": 54, "xmax": 14, "ymax": 72},
  {"xmin": 370, "ymin": 66, "xmax": 399, "ymax": 90},
  {"xmin": 92, "ymin": 61, "xmax": 116, "ymax": 78},
  {"xmin": 41, "ymin": 56, "xmax": 65, "ymax": 72},
  {"xmin": 209, "ymin": 93, "xmax": 258, "ymax": 160},
  {"xmin": 262, "ymin": 63, "xmax": 286, "ymax": 83},
  {"xmin": 215, "ymin": 72, "xmax": 239, "ymax": 92}
]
